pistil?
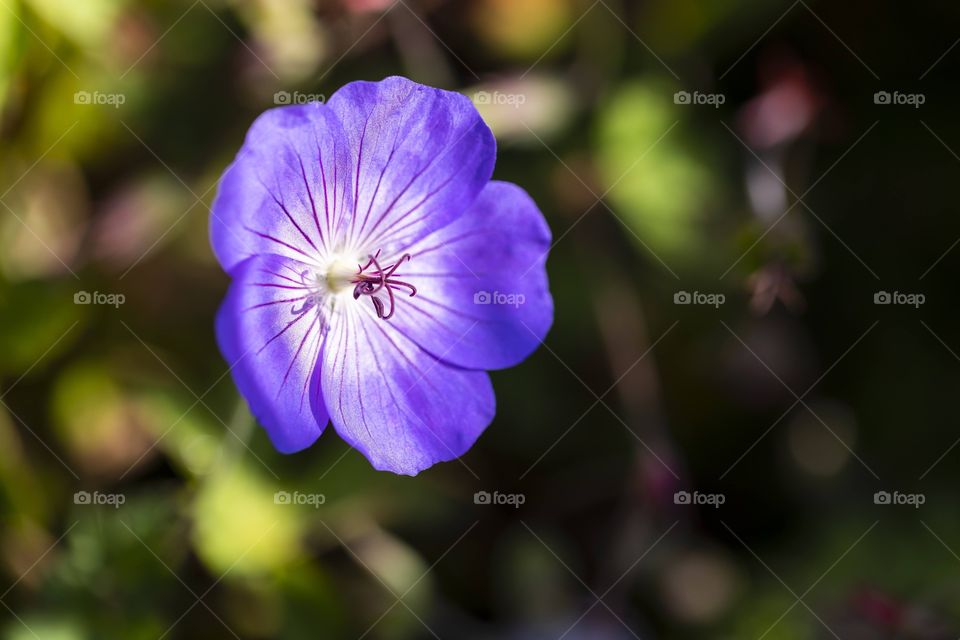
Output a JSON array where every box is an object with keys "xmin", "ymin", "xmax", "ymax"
[{"xmin": 351, "ymin": 251, "xmax": 417, "ymax": 320}]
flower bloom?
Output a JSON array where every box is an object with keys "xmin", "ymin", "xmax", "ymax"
[{"xmin": 211, "ymin": 77, "xmax": 553, "ymax": 475}]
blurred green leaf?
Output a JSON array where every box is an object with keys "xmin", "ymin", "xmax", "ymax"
[
  {"xmin": 5, "ymin": 616, "xmax": 86, "ymax": 640},
  {"xmin": 192, "ymin": 460, "xmax": 304, "ymax": 577},
  {"xmin": 640, "ymin": 0, "xmax": 756, "ymax": 53},
  {"xmin": 0, "ymin": 280, "xmax": 82, "ymax": 376},
  {"xmin": 596, "ymin": 78, "xmax": 720, "ymax": 265},
  {"xmin": 24, "ymin": 0, "xmax": 123, "ymax": 50},
  {"xmin": 0, "ymin": 0, "xmax": 24, "ymax": 113},
  {"xmin": 472, "ymin": 0, "xmax": 575, "ymax": 60},
  {"xmin": 0, "ymin": 409, "xmax": 48, "ymax": 521},
  {"xmin": 51, "ymin": 360, "xmax": 157, "ymax": 476},
  {"xmin": 138, "ymin": 389, "xmax": 223, "ymax": 478}
]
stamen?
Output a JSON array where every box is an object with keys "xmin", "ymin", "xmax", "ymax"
[
  {"xmin": 350, "ymin": 251, "xmax": 417, "ymax": 320},
  {"xmin": 290, "ymin": 269, "xmax": 322, "ymax": 314}
]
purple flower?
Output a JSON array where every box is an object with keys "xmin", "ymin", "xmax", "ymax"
[{"xmin": 211, "ymin": 76, "xmax": 553, "ymax": 475}]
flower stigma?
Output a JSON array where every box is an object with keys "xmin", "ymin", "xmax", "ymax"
[
  {"xmin": 350, "ymin": 250, "xmax": 417, "ymax": 320},
  {"xmin": 322, "ymin": 250, "xmax": 417, "ymax": 320}
]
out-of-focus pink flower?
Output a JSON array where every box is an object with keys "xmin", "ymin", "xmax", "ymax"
[
  {"xmin": 343, "ymin": 0, "xmax": 395, "ymax": 13},
  {"xmin": 738, "ymin": 54, "xmax": 824, "ymax": 149}
]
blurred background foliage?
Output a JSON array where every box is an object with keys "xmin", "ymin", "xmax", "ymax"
[{"xmin": 1, "ymin": 0, "xmax": 960, "ymax": 638}]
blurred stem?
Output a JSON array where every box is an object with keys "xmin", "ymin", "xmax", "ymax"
[
  {"xmin": 575, "ymin": 231, "xmax": 686, "ymax": 606},
  {"xmin": 217, "ymin": 396, "xmax": 255, "ymax": 467},
  {"xmin": 572, "ymin": 0, "xmax": 627, "ymax": 100},
  {"xmin": 388, "ymin": 3, "xmax": 455, "ymax": 88}
]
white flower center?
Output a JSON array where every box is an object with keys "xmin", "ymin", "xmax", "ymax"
[{"xmin": 325, "ymin": 255, "xmax": 360, "ymax": 294}]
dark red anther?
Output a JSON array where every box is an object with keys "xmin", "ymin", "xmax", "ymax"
[{"xmin": 350, "ymin": 251, "xmax": 417, "ymax": 320}]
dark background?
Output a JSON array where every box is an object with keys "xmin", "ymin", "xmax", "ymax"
[{"xmin": 1, "ymin": 0, "xmax": 959, "ymax": 638}]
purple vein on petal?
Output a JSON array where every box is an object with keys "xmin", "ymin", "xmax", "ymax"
[
  {"xmin": 256, "ymin": 307, "xmax": 311, "ymax": 355},
  {"xmin": 353, "ymin": 103, "xmax": 415, "ymax": 245},
  {"xmin": 356, "ymin": 154, "xmax": 433, "ymax": 248},
  {"xmin": 355, "ymin": 143, "xmax": 395, "ymax": 247},
  {"xmin": 334, "ymin": 313, "xmax": 375, "ymax": 443},
  {"xmin": 297, "ymin": 155, "xmax": 328, "ymax": 255},
  {"xmin": 383, "ymin": 306, "xmax": 474, "ymax": 362},
  {"xmin": 363, "ymin": 171, "xmax": 458, "ymax": 249},
  {"xmin": 411, "ymin": 228, "xmax": 497, "ymax": 258},
  {"xmin": 374, "ymin": 318, "xmax": 487, "ymax": 458},
  {"xmin": 353, "ymin": 314, "xmax": 385, "ymax": 443},
  {"xmin": 334, "ymin": 139, "xmax": 347, "ymax": 238},
  {"xmin": 363, "ymin": 314, "xmax": 466, "ymax": 459},
  {"xmin": 414, "ymin": 294, "xmax": 498, "ymax": 323},
  {"xmin": 399, "ymin": 301, "xmax": 463, "ymax": 339},
  {"xmin": 356, "ymin": 128, "xmax": 457, "ymax": 247},
  {"xmin": 243, "ymin": 294, "xmax": 310, "ymax": 312},
  {"xmin": 255, "ymin": 263, "xmax": 314, "ymax": 285},
  {"xmin": 359, "ymin": 318, "xmax": 407, "ymax": 431},
  {"xmin": 277, "ymin": 311, "xmax": 321, "ymax": 400},
  {"xmin": 258, "ymin": 268, "xmax": 306, "ymax": 287},
  {"xmin": 400, "ymin": 272, "xmax": 488, "ymax": 279},
  {"xmin": 315, "ymin": 135, "xmax": 332, "ymax": 241},
  {"xmin": 333, "ymin": 316, "xmax": 350, "ymax": 426},
  {"xmin": 261, "ymin": 181, "xmax": 320, "ymax": 256},
  {"xmin": 364, "ymin": 319, "xmax": 466, "ymax": 454},
  {"xmin": 300, "ymin": 312, "xmax": 326, "ymax": 411},
  {"xmin": 251, "ymin": 282, "xmax": 310, "ymax": 291},
  {"xmin": 360, "ymin": 113, "xmax": 487, "ymax": 248},
  {"xmin": 275, "ymin": 261, "xmax": 313, "ymax": 281},
  {"xmin": 349, "ymin": 115, "xmax": 371, "ymax": 243},
  {"xmin": 368, "ymin": 318, "xmax": 443, "ymax": 398},
  {"xmin": 243, "ymin": 225, "xmax": 319, "ymax": 263}
]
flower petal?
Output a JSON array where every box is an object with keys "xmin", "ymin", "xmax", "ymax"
[
  {"xmin": 211, "ymin": 104, "xmax": 354, "ymax": 273},
  {"xmin": 325, "ymin": 76, "xmax": 495, "ymax": 254},
  {"xmin": 321, "ymin": 303, "xmax": 495, "ymax": 475},
  {"xmin": 216, "ymin": 254, "xmax": 329, "ymax": 452},
  {"xmin": 389, "ymin": 181, "xmax": 553, "ymax": 370}
]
